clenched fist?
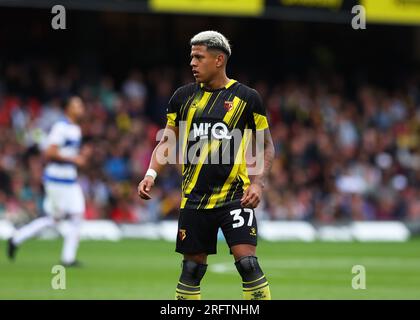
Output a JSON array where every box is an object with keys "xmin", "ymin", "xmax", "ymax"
[
  {"xmin": 137, "ymin": 176, "xmax": 155, "ymax": 200},
  {"xmin": 240, "ymin": 183, "xmax": 263, "ymax": 208}
]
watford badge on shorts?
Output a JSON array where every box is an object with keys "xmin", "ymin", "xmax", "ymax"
[
  {"xmin": 224, "ymin": 100, "xmax": 234, "ymax": 112},
  {"xmin": 179, "ymin": 229, "xmax": 187, "ymax": 241},
  {"xmin": 250, "ymin": 227, "xmax": 257, "ymax": 236}
]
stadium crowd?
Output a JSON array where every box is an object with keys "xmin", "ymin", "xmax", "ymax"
[{"xmin": 1, "ymin": 61, "xmax": 420, "ymax": 225}]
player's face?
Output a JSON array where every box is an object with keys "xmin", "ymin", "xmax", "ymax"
[
  {"xmin": 190, "ymin": 45, "xmax": 219, "ymax": 84},
  {"xmin": 68, "ymin": 98, "xmax": 85, "ymax": 121}
]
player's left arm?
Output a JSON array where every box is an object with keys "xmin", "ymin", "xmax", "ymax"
[
  {"xmin": 241, "ymin": 89, "xmax": 275, "ymax": 209},
  {"xmin": 241, "ymin": 128, "xmax": 275, "ymax": 208}
]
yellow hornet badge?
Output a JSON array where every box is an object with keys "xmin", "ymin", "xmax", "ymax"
[{"xmin": 179, "ymin": 229, "xmax": 187, "ymax": 241}]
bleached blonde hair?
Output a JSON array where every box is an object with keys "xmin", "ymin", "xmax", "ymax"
[{"xmin": 190, "ymin": 30, "xmax": 231, "ymax": 57}]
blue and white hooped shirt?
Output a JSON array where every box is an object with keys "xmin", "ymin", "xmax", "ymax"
[{"xmin": 43, "ymin": 117, "xmax": 81, "ymax": 184}]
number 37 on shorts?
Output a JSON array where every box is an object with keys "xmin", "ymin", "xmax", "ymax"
[
  {"xmin": 226, "ymin": 207, "xmax": 258, "ymax": 243},
  {"xmin": 230, "ymin": 208, "xmax": 254, "ymax": 229}
]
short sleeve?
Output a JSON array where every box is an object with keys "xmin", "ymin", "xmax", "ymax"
[
  {"xmin": 166, "ymin": 88, "xmax": 183, "ymax": 127},
  {"xmin": 47, "ymin": 122, "xmax": 65, "ymax": 146},
  {"xmin": 249, "ymin": 89, "xmax": 269, "ymax": 131}
]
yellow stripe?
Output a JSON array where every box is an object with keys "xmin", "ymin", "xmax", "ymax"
[
  {"xmin": 166, "ymin": 112, "xmax": 177, "ymax": 127},
  {"xmin": 178, "ymin": 281, "xmax": 200, "ymax": 288},
  {"xmin": 230, "ymin": 100, "xmax": 245, "ymax": 128},
  {"xmin": 243, "ymin": 282, "xmax": 269, "ymax": 292},
  {"xmin": 180, "ymin": 197, "xmax": 187, "ymax": 209},
  {"xmin": 180, "ymin": 94, "xmax": 194, "ymax": 120},
  {"xmin": 244, "ymin": 281, "xmax": 268, "ymax": 290},
  {"xmin": 230, "ymin": 180, "xmax": 241, "ymax": 201},
  {"xmin": 182, "ymin": 159, "xmax": 197, "ymax": 194},
  {"xmin": 253, "ymin": 113, "xmax": 268, "ymax": 130},
  {"xmin": 239, "ymin": 165, "xmax": 250, "ymax": 191},
  {"xmin": 199, "ymin": 79, "xmax": 236, "ymax": 89},
  {"xmin": 233, "ymin": 102, "xmax": 247, "ymax": 127},
  {"xmin": 197, "ymin": 194, "xmax": 207, "ymax": 209},
  {"xmin": 207, "ymin": 90, "xmax": 222, "ymax": 115},
  {"xmin": 176, "ymin": 290, "xmax": 201, "ymax": 296},
  {"xmin": 243, "ymin": 275, "xmax": 265, "ymax": 284},
  {"xmin": 196, "ymin": 91, "xmax": 212, "ymax": 115},
  {"xmin": 176, "ymin": 288, "xmax": 201, "ymax": 294},
  {"xmin": 225, "ymin": 79, "xmax": 237, "ymax": 89}
]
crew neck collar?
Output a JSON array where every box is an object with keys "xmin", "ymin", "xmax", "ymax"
[{"xmin": 200, "ymin": 79, "xmax": 237, "ymax": 92}]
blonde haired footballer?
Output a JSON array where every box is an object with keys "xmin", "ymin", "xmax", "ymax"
[{"xmin": 138, "ymin": 31, "xmax": 275, "ymax": 300}]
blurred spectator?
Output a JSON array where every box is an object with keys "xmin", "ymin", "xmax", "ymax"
[{"xmin": 0, "ymin": 61, "xmax": 419, "ymax": 224}]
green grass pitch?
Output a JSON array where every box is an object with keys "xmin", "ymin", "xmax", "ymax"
[{"xmin": 1, "ymin": 238, "xmax": 419, "ymax": 299}]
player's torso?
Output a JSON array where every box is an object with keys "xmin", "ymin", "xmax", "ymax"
[
  {"xmin": 44, "ymin": 121, "xmax": 81, "ymax": 183},
  {"xmin": 178, "ymin": 80, "xmax": 254, "ymax": 209}
]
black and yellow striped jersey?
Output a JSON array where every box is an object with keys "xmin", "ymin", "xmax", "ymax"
[{"xmin": 166, "ymin": 79, "xmax": 269, "ymax": 210}]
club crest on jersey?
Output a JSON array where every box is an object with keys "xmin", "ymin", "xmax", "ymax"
[
  {"xmin": 224, "ymin": 100, "xmax": 234, "ymax": 111},
  {"xmin": 179, "ymin": 229, "xmax": 186, "ymax": 241}
]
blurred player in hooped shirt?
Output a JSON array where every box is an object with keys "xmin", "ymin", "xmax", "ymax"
[{"xmin": 7, "ymin": 96, "xmax": 92, "ymax": 267}]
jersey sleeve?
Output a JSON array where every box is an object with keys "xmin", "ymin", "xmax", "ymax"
[
  {"xmin": 166, "ymin": 87, "xmax": 183, "ymax": 127},
  {"xmin": 46, "ymin": 122, "xmax": 65, "ymax": 146},
  {"xmin": 248, "ymin": 89, "xmax": 269, "ymax": 131}
]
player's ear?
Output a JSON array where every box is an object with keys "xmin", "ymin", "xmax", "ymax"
[{"xmin": 216, "ymin": 53, "xmax": 225, "ymax": 68}]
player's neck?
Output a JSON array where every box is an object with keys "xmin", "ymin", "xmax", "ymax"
[
  {"xmin": 202, "ymin": 74, "xmax": 230, "ymax": 91},
  {"xmin": 65, "ymin": 114, "xmax": 77, "ymax": 124}
]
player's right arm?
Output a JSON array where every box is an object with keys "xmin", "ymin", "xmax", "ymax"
[
  {"xmin": 44, "ymin": 123, "xmax": 88, "ymax": 167},
  {"xmin": 137, "ymin": 124, "xmax": 179, "ymax": 200},
  {"xmin": 44, "ymin": 145, "xmax": 87, "ymax": 167},
  {"xmin": 138, "ymin": 85, "xmax": 187, "ymax": 200}
]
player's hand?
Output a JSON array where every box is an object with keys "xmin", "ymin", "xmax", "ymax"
[
  {"xmin": 81, "ymin": 144, "xmax": 93, "ymax": 158},
  {"xmin": 241, "ymin": 183, "xmax": 263, "ymax": 208},
  {"xmin": 138, "ymin": 176, "xmax": 155, "ymax": 200},
  {"xmin": 73, "ymin": 155, "xmax": 87, "ymax": 167}
]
